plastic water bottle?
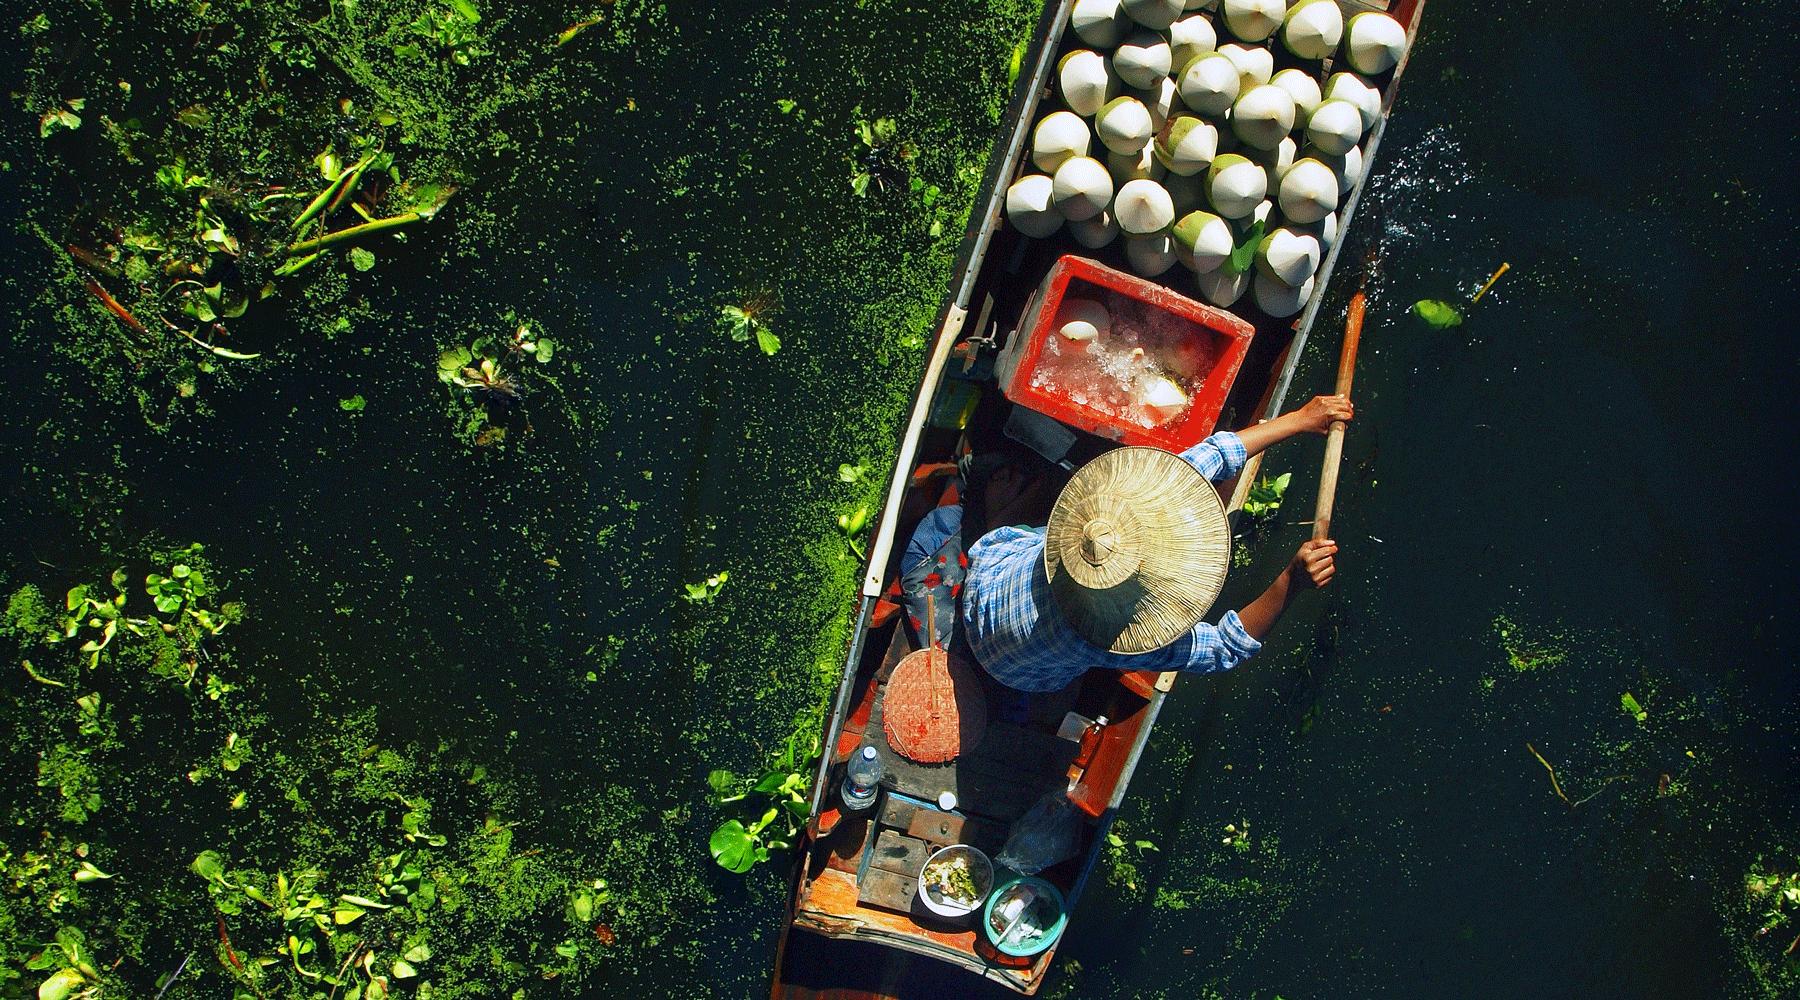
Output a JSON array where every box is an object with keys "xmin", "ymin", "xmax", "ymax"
[{"xmin": 841, "ymin": 746, "xmax": 882, "ymax": 813}]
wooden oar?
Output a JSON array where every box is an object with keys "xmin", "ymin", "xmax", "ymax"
[{"xmin": 1312, "ymin": 288, "xmax": 1368, "ymax": 541}]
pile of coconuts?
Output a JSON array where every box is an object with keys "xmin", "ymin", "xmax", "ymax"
[{"xmin": 1004, "ymin": 0, "xmax": 1406, "ymax": 317}]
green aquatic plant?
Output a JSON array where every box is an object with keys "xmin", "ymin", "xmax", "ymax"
[
  {"xmin": 682, "ymin": 571, "xmax": 730, "ymax": 605},
  {"xmin": 397, "ymin": 0, "xmax": 490, "ymax": 65},
  {"xmin": 1103, "ymin": 823, "xmax": 1159, "ymax": 897},
  {"xmin": 850, "ymin": 113, "xmax": 917, "ymax": 197},
  {"xmin": 837, "ymin": 461, "xmax": 871, "ymax": 484},
  {"xmin": 706, "ymin": 734, "xmax": 817, "ymax": 874},
  {"xmin": 836, "ymin": 505, "xmax": 872, "ymax": 561},
  {"xmin": 436, "ymin": 322, "xmax": 559, "ymax": 447},
  {"xmin": 1493, "ymin": 615, "xmax": 1567, "ymax": 673},
  {"xmin": 720, "ymin": 293, "xmax": 782, "ymax": 356},
  {"xmin": 1240, "ymin": 472, "xmax": 1292, "ymax": 521}
]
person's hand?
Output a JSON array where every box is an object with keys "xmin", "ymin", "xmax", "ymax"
[
  {"xmin": 1290, "ymin": 539, "xmax": 1338, "ymax": 589},
  {"xmin": 1292, "ymin": 394, "xmax": 1353, "ymax": 435}
]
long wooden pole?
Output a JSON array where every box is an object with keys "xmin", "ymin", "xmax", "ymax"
[{"xmin": 1312, "ymin": 290, "xmax": 1368, "ymax": 541}]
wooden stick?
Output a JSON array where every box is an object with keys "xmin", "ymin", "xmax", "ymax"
[{"xmin": 1312, "ymin": 289, "xmax": 1367, "ymax": 541}]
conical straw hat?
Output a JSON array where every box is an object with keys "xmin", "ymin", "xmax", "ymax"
[{"xmin": 1043, "ymin": 446, "xmax": 1230, "ymax": 653}]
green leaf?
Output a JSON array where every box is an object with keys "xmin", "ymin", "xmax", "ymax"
[
  {"xmin": 338, "ymin": 894, "xmax": 395, "ymax": 910},
  {"xmin": 391, "ymin": 960, "xmax": 418, "ymax": 979},
  {"xmin": 708, "ymin": 819, "xmax": 758, "ymax": 874},
  {"xmin": 38, "ymin": 969, "xmax": 87, "ymax": 1000},
  {"xmin": 1411, "ymin": 299, "xmax": 1464, "ymax": 329},
  {"xmin": 192, "ymin": 850, "xmax": 226, "ymax": 884},
  {"xmin": 1620, "ymin": 691, "xmax": 1647, "ymax": 722},
  {"xmin": 332, "ymin": 904, "xmax": 366, "ymax": 925},
  {"xmin": 1227, "ymin": 219, "xmax": 1266, "ymax": 276},
  {"xmin": 449, "ymin": 0, "xmax": 480, "ymax": 23},
  {"xmin": 349, "ymin": 247, "xmax": 376, "ymax": 272},
  {"xmin": 403, "ymin": 944, "xmax": 431, "ymax": 963},
  {"xmin": 340, "ymin": 394, "xmax": 367, "ymax": 412},
  {"xmin": 755, "ymin": 327, "xmax": 781, "ymax": 356},
  {"xmin": 73, "ymin": 861, "xmax": 113, "ymax": 883}
]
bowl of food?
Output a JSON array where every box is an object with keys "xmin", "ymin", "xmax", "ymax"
[
  {"xmin": 918, "ymin": 844, "xmax": 994, "ymax": 919},
  {"xmin": 981, "ymin": 875, "xmax": 1068, "ymax": 957}
]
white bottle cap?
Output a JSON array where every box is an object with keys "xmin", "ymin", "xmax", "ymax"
[
  {"xmin": 938, "ymin": 791, "xmax": 958, "ymax": 811},
  {"xmin": 860, "ymin": 745, "xmax": 877, "ymax": 759}
]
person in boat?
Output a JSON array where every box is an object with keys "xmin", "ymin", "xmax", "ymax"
[{"xmin": 901, "ymin": 395, "xmax": 1351, "ymax": 694}]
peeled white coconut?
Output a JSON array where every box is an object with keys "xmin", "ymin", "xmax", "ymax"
[
  {"xmin": 1107, "ymin": 145, "xmax": 1166, "ymax": 185},
  {"xmin": 1095, "ymin": 96, "xmax": 1154, "ymax": 155},
  {"xmin": 1249, "ymin": 198, "xmax": 1274, "ymax": 229},
  {"xmin": 1247, "ymin": 134, "xmax": 1295, "ymax": 184},
  {"xmin": 1165, "ymin": 171, "xmax": 1206, "ymax": 215},
  {"xmin": 1339, "ymin": 143, "xmax": 1364, "ymax": 192},
  {"xmin": 1197, "ymin": 267, "xmax": 1251, "ymax": 307},
  {"xmin": 1058, "ymin": 50, "xmax": 1117, "ymax": 118},
  {"xmin": 1059, "ymin": 298, "xmax": 1112, "ymax": 342},
  {"xmin": 1270, "ymin": 68, "xmax": 1322, "ymax": 119},
  {"xmin": 1114, "ymin": 178, "xmax": 1176, "ymax": 234},
  {"xmin": 1005, "ymin": 174, "xmax": 1061, "ymax": 238},
  {"xmin": 1256, "ymin": 227, "xmax": 1321, "ymax": 287},
  {"xmin": 1137, "ymin": 373, "xmax": 1191, "ymax": 424},
  {"xmin": 1317, "ymin": 211, "xmax": 1339, "ymax": 250},
  {"xmin": 1172, "ymin": 209, "xmax": 1234, "ymax": 272},
  {"xmin": 1123, "ymin": 0, "xmax": 1184, "ymax": 31},
  {"xmin": 1281, "ymin": 0, "xmax": 1343, "ymax": 60},
  {"xmin": 1221, "ymin": 0, "xmax": 1283, "ymax": 42},
  {"xmin": 1216, "ymin": 42, "xmax": 1273, "ymax": 91},
  {"xmin": 1113, "ymin": 30, "xmax": 1173, "ymax": 90},
  {"xmin": 1205, "ymin": 153, "xmax": 1266, "ymax": 219},
  {"xmin": 1032, "ymin": 111, "xmax": 1092, "ymax": 172},
  {"xmin": 1344, "ymin": 11, "xmax": 1406, "ymax": 75},
  {"xmin": 1325, "ymin": 72, "xmax": 1382, "ymax": 130},
  {"xmin": 1230, "ymin": 84, "xmax": 1294, "ymax": 151},
  {"xmin": 1153, "ymin": 116, "xmax": 1218, "ymax": 176},
  {"xmin": 1169, "ymin": 14, "xmax": 1218, "ymax": 69},
  {"xmin": 1305, "ymin": 99, "xmax": 1363, "ymax": 156},
  {"xmin": 1182, "ymin": 0, "xmax": 1211, "ymax": 9},
  {"xmin": 1125, "ymin": 233, "xmax": 1180, "ymax": 277},
  {"xmin": 1175, "ymin": 52, "xmax": 1240, "ymax": 116},
  {"xmin": 1278, "ymin": 157, "xmax": 1339, "ymax": 224},
  {"xmin": 1071, "ymin": 0, "xmax": 1131, "ymax": 48},
  {"xmin": 1068, "ymin": 209, "xmax": 1120, "ymax": 249},
  {"xmin": 1052, "ymin": 156, "xmax": 1115, "ymax": 221},
  {"xmin": 1132, "ymin": 76, "xmax": 1181, "ymax": 130},
  {"xmin": 1302, "ymin": 145, "xmax": 1361, "ymax": 196},
  {"xmin": 1253, "ymin": 270, "xmax": 1315, "ymax": 317}
]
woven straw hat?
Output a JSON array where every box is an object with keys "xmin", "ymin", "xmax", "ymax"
[{"xmin": 1043, "ymin": 446, "xmax": 1231, "ymax": 654}]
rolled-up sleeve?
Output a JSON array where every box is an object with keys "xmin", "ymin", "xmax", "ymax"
[
  {"xmin": 1178, "ymin": 431, "xmax": 1248, "ymax": 484},
  {"xmin": 1178, "ymin": 610, "xmax": 1263, "ymax": 675}
]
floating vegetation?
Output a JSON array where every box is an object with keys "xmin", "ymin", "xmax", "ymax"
[
  {"xmin": 435, "ymin": 322, "xmax": 560, "ymax": 447},
  {"xmin": 705, "ymin": 734, "xmax": 817, "ymax": 874},
  {"xmin": 682, "ymin": 571, "xmax": 730, "ymax": 605},
  {"xmin": 1491, "ymin": 614, "xmax": 1568, "ymax": 674},
  {"xmin": 720, "ymin": 293, "xmax": 782, "ymax": 356},
  {"xmin": 1102, "ymin": 823, "xmax": 1159, "ymax": 898}
]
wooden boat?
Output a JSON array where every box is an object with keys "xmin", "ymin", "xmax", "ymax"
[{"xmin": 771, "ymin": 1, "xmax": 1426, "ymax": 995}]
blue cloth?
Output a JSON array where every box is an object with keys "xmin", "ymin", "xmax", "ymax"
[{"xmin": 958, "ymin": 432, "xmax": 1261, "ymax": 693}]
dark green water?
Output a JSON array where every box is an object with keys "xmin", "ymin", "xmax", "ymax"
[{"xmin": 1, "ymin": 0, "xmax": 1794, "ymax": 997}]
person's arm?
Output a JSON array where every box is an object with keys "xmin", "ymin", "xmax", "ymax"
[
  {"xmin": 1235, "ymin": 395, "xmax": 1353, "ymax": 459},
  {"xmin": 1237, "ymin": 538, "xmax": 1338, "ymax": 641}
]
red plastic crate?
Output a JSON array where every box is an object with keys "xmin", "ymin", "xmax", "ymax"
[{"xmin": 995, "ymin": 256, "xmax": 1255, "ymax": 452}]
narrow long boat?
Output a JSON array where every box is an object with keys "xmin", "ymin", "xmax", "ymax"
[{"xmin": 771, "ymin": 1, "xmax": 1425, "ymax": 995}]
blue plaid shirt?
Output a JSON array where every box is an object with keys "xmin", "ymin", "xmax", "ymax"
[{"xmin": 961, "ymin": 432, "xmax": 1261, "ymax": 693}]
